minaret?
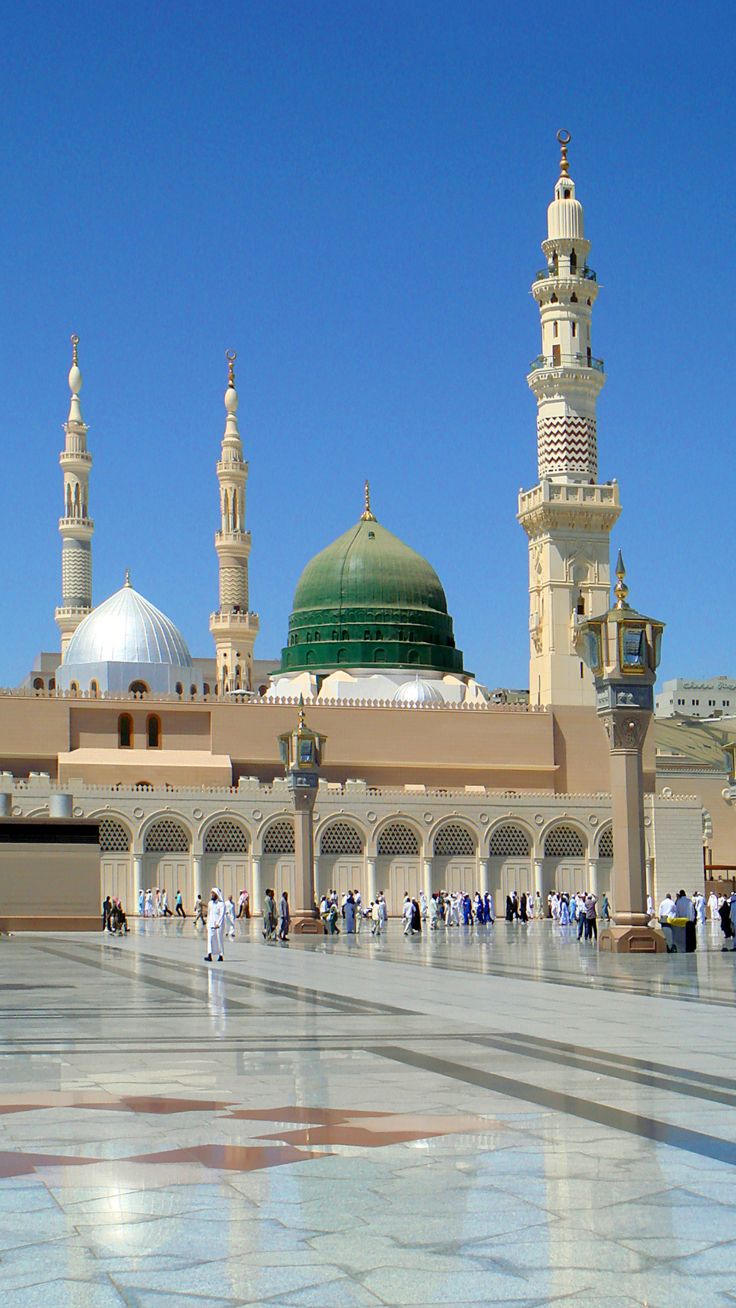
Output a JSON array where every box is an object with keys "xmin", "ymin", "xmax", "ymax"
[
  {"xmin": 518, "ymin": 132, "xmax": 621, "ymax": 708},
  {"xmin": 55, "ymin": 335, "xmax": 94, "ymax": 660},
  {"xmin": 209, "ymin": 350, "xmax": 259, "ymax": 693}
]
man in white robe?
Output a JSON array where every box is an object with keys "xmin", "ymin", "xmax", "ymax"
[{"xmin": 205, "ymin": 888, "xmax": 225, "ymax": 962}]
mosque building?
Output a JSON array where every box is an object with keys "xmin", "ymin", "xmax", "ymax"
[{"xmin": 4, "ymin": 135, "xmax": 712, "ymax": 918}]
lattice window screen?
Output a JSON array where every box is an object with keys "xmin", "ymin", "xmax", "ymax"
[
  {"xmin": 544, "ymin": 825, "xmax": 584, "ymax": 857},
  {"xmin": 320, "ymin": 822, "xmax": 363, "ymax": 855},
  {"xmin": 99, "ymin": 818, "xmax": 131, "ymax": 853},
  {"xmin": 434, "ymin": 824, "xmax": 476, "ymax": 856},
  {"xmin": 204, "ymin": 820, "xmax": 249, "ymax": 854},
  {"xmin": 489, "ymin": 824, "xmax": 532, "ymax": 857},
  {"xmin": 598, "ymin": 827, "xmax": 614, "ymax": 858},
  {"xmin": 377, "ymin": 823, "xmax": 419, "ymax": 855},
  {"xmin": 144, "ymin": 819, "xmax": 191, "ymax": 853},
  {"xmin": 263, "ymin": 819, "xmax": 295, "ymax": 854}
]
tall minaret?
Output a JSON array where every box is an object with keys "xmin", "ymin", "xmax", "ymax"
[
  {"xmin": 209, "ymin": 350, "xmax": 259, "ymax": 693},
  {"xmin": 518, "ymin": 132, "xmax": 621, "ymax": 708},
  {"xmin": 55, "ymin": 335, "xmax": 94, "ymax": 660}
]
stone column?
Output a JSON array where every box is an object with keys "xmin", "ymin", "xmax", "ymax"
[
  {"xmin": 133, "ymin": 854, "xmax": 144, "ymax": 910},
  {"xmin": 588, "ymin": 857, "xmax": 598, "ymax": 898},
  {"xmin": 366, "ymin": 856, "xmax": 377, "ymax": 904},
  {"xmin": 423, "ymin": 857, "xmax": 433, "ymax": 901},
  {"xmin": 479, "ymin": 858, "xmax": 490, "ymax": 895},
  {"xmin": 251, "ymin": 854, "xmax": 262, "ymax": 916},
  {"xmin": 533, "ymin": 858, "xmax": 544, "ymax": 897},
  {"xmin": 192, "ymin": 854, "xmax": 204, "ymax": 901},
  {"xmin": 645, "ymin": 856, "xmax": 655, "ymax": 909}
]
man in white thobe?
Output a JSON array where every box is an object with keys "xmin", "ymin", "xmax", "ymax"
[{"xmin": 205, "ymin": 888, "xmax": 225, "ymax": 962}]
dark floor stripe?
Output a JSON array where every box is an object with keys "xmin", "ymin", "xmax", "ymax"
[
  {"xmin": 372, "ymin": 1045, "xmax": 736, "ymax": 1168},
  {"xmin": 474, "ymin": 1035, "xmax": 736, "ymax": 1109},
  {"xmin": 491, "ymin": 1030, "xmax": 736, "ymax": 1093}
]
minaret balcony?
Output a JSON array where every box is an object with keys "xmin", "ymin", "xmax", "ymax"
[
  {"xmin": 529, "ymin": 352, "xmax": 604, "ymax": 374},
  {"xmin": 215, "ymin": 530, "xmax": 251, "ymax": 549},
  {"xmin": 58, "ymin": 516, "xmax": 94, "ymax": 538},
  {"xmin": 60, "ymin": 449, "xmax": 92, "ymax": 466},
  {"xmin": 534, "ymin": 266, "xmax": 596, "ymax": 283},
  {"xmin": 217, "ymin": 460, "xmax": 247, "ymax": 477},
  {"xmin": 209, "ymin": 609, "xmax": 260, "ymax": 632}
]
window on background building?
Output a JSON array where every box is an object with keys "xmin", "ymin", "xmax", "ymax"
[
  {"xmin": 175, "ymin": 683, "xmax": 183, "ymax": 696},
  {"xmin": 90, "ymin": 681, "xmax": 99, "ymax": 697},
  {"xmin": 70, "ymin": 682, "xmax": 79, "ymax": 694},
  {"xmin": 129, "ymin": 681, "xmax": 148, "ymax": 695},
  {"xmin": 32, "ymin": 678, "xmax": 43, "ymax": 690},
  {"xmin": 203, "ymin": 683, "xmax": 210, "ymax": 695},
  {"xmin": 146, "ymin": 715, "xmax": 161, "ymax": 748},
  {"xmin": 118, "ymin": 714, "xmax": 133, "ymax": 748}
]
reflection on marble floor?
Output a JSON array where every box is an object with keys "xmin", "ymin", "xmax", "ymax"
[{"xmin": 1, "ymin": 919, "xmax": 735, "ymax": 1305}]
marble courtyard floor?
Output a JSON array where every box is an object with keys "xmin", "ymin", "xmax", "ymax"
[{"xmin": 1, "ymin": 920, "xmax": 735, "ymax": 1307}]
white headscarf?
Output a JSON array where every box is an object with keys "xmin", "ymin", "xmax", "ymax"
[{"xmin": 211, "ymin": 887, "xmax": 223, "ymax": 901}]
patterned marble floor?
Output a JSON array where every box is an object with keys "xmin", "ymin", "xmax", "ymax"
[{"xmin": 1, "ymin": 917, "xmax": 735, "ymax": 1307}]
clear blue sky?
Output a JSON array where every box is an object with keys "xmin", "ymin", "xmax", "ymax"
[{"xmin": 2, "ymin": 1, "xmax": 733, "ymax": 687}]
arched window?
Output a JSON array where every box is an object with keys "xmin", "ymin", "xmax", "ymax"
[
  {"xmin": 203, "ymin": 683, "xmax": 211, "ymax": 695},
  {"xmin": 599, "ymin": 827, "xmax": 614, "ymax": 859},
  {"xmin": 319, "ymin": 821, "xmax": 364, "ymax": 855},
  {"xmin": 32, "ymin": 678, "xmax": 44, "ymax": 691},
  {"xmin": 204, "ymin": 819, "xmax": 249, "ymax": 853},
  {"xmin": 70, "ymin": 682, "xmax": 79, "ymax": 694},
  {"xmin": 377, "ymin": 823, "xmax": 419, "ymax": 855},
  {"xmin": 175, "ymin": 683, "xmax": 183, "ymax": 696},
  {"xmin": 99, "ymin": 818, "xmax": 131, "ymax": 852},
  {"xmin": 374, "ymin": 649, "xmax": 386, "ymax": 663},
  {"xmin": 144, "ymin": 818, "xmax": 190, "ymax": 853},
  {"xmin": 146, "ymin": 714, "xmax": 161, "ymax": 749},
  {"xmin": 118, "ymin": 714, "xmax": 133, "ymax": 748},
  {"xmin": 189, "ymin": 684, "xmax": 197, "ymax": 697},
  {"xmin": 89, "ymin": 680, "xmax": 99, "ymax": 698},
  {"xmin": 544, "ymin": 825, "xmax": 585, "ymax": 857},
  {"xmin": 434, "ymin": 824, "xmax": 476, "ymax": 857},
  {"xmin": 489, "ymin": 824, "xmax": 531, "ymax": 857},
  {"xmin": 263, "ymin": 819, "xmax": 295, "ymax": 854},
  {"xmin": 129, "ymin": 681, "xmax": 149, "ymax": 695},
  {"xmin": 48, "ymin": 678, "xmax": 55, "ymax": 691}
]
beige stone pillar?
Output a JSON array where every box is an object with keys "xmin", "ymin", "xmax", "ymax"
[
  {"xmin": 366, "ymin": 856, "xmax": 377, "ymax": 904},
  {"xmin": 133, "ymin": 855, "xmax": 144, "ymax": 910},
  {"xmin": 479, "ymin": 858, "xmax": 490, "ymax": 895},
  {"xmin": 588, "ymin": 857, "xmax": 598, "ymax": 898},
  {"xmin": 533, "ymin": 857, "xmax": 544, "ymax": 897},
  {"xmin": 192, "ymin": 854, "xmax": 204, "ymax": 901},
  {"xmin": 251, "ymin": 854, "xmax": 262, "ymax": 916},
  {"xmin": 645, "ymin": 856, "xmax": 655, "ymax": 908},
  {"xmin": 423, "ymin": 857, "xmax": 433, "ymax": 901}
]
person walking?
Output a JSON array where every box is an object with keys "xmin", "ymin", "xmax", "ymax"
[
  {"xmin": 584, "ymin": 894, "xmax": 598, "ymax": 942},
  {"xmin": 371, "ymin": 900, "xmax": 381, "ymax": 934},
  {"xmin": 102, "ymin": 895, "xmax": 112, "ymax": 933},
  {"xmin": 379, "ymin": 895, "xmax": 388, "ymax": 932},
  {"xmin": 204, "ymin": 888, "xmax": 225, "ymax": 962},
  {"xmin": 161, "ymin": 889, "xmax": 173, "ymax": 918},
  {"xmin": 175, "ymin": 890, "xmax": 186, "ymax": 919},
  {"xmin": 263, "ymin": 889, "xmax": 277, "ymax": 941},
  {"xmin": 137, "ymin": 888, "xmax": 144, "ymax": 917},
  {"xmin": 193, "ymin": 894, "xmax": 205, "ymax": 926},
  {"xmin": 402, "ymin": 896, "xmax": 413, "ymax": 936},
  {"xmin": 344, "ymin": 892, "xmax": 356, "ymax": 934},
  {"xmin": 278, "ymin": 890, "xmax": 290, "ymax": 941},
  {"xmin": 224, "ymin": 895, "xmax": 237, "ymax": 939}
]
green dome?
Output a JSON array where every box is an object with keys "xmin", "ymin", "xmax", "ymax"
[{"xmin": 280, "ymin": 508, "xmax": 465, "ymax": 676}]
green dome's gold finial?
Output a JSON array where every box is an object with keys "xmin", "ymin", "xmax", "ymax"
[{"xmin": 361, "ymin": 479, "xmax": 376, "ymax": 522}]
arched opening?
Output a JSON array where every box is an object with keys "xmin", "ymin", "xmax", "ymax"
[
  {"xmin": 32, "ymin": 678, "xmax": 44, "ymax": 691},
  {"xmin": 543, "ymin": 824, "xmax": 586, "ymax": 898},
  {"xmin": 488, "ymin": 823, "xmax": 533, "ymax": 908},
  {"xmin": 373, "ymin": 648, "xmax": 386, "ymax": 663},
  {"xmin": 175, "ymin": 683, "xmax": 183, "ymax": 696},
  {"xmin": 203, "ymin": 683, "xmax": 211, "ymax": 696},
  {"xmin": 129, "ymin": 681, "xmax": 149, "ymax": 696},
  {"xmin": 377, "ymin": 822, "xmax": 421, "ymax": 915},
  {"xmin": 146, "ymin": 714, "xmax": 161, "ymax": 749},
  {"xmin": 89, "ymin": 680, "xmax": 99, "ymax": 698},
  {"xmin": 70, "ymin": 681, "xmax": 79, "ymax": 695},
  {"xmin": 189, "ymin": 684, "xmax": 197, "ymax": 697},
  {"xmin": 118, "ymin": 714, "xmax": 133, "ymax": 749},
  {"xmin": 318, "ymin": 820, "xmax": 365, "ymax": 901},
  {"xmin": 48, "ymin": 678, "xmax": 55, "ymax": 691}
]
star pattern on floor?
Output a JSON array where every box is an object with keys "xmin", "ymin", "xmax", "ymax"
[{"xmin": 0, "ymin": 1097, "xmax": 497, "ymax": 1175}]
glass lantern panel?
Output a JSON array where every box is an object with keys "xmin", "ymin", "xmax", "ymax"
[
  {"xmin": 622, "ymin": 627, "xmax": 646, "ymax": 668},
  {"xmin": 298, "ymin": 739, "xmax": 314, "ymax": 765}
]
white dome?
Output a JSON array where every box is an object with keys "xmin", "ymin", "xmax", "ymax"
[
  {"xmin": 393, "ymin": 677, "xmax": 445, "ymax": 705},
  {"xmin": 64, "ymin": 580, "xmax": 193, "ymax": 667}
]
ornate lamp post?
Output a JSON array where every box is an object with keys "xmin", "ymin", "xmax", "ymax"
[
  {"xmin": 277, "ymin": 704, "xmax": 326, "ymax": 934},
  {"xmin": 578, "ymin": 554, "xmax": 666, "ymax": 953}
]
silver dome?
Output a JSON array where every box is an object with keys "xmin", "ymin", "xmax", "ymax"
[
  {"xmin": 393, "ymin": 676, "xmax": 445, "ymax": 705},
  {"xmin": 64, "ymin": 582, "xmax": 193, "ymax": 668}
]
